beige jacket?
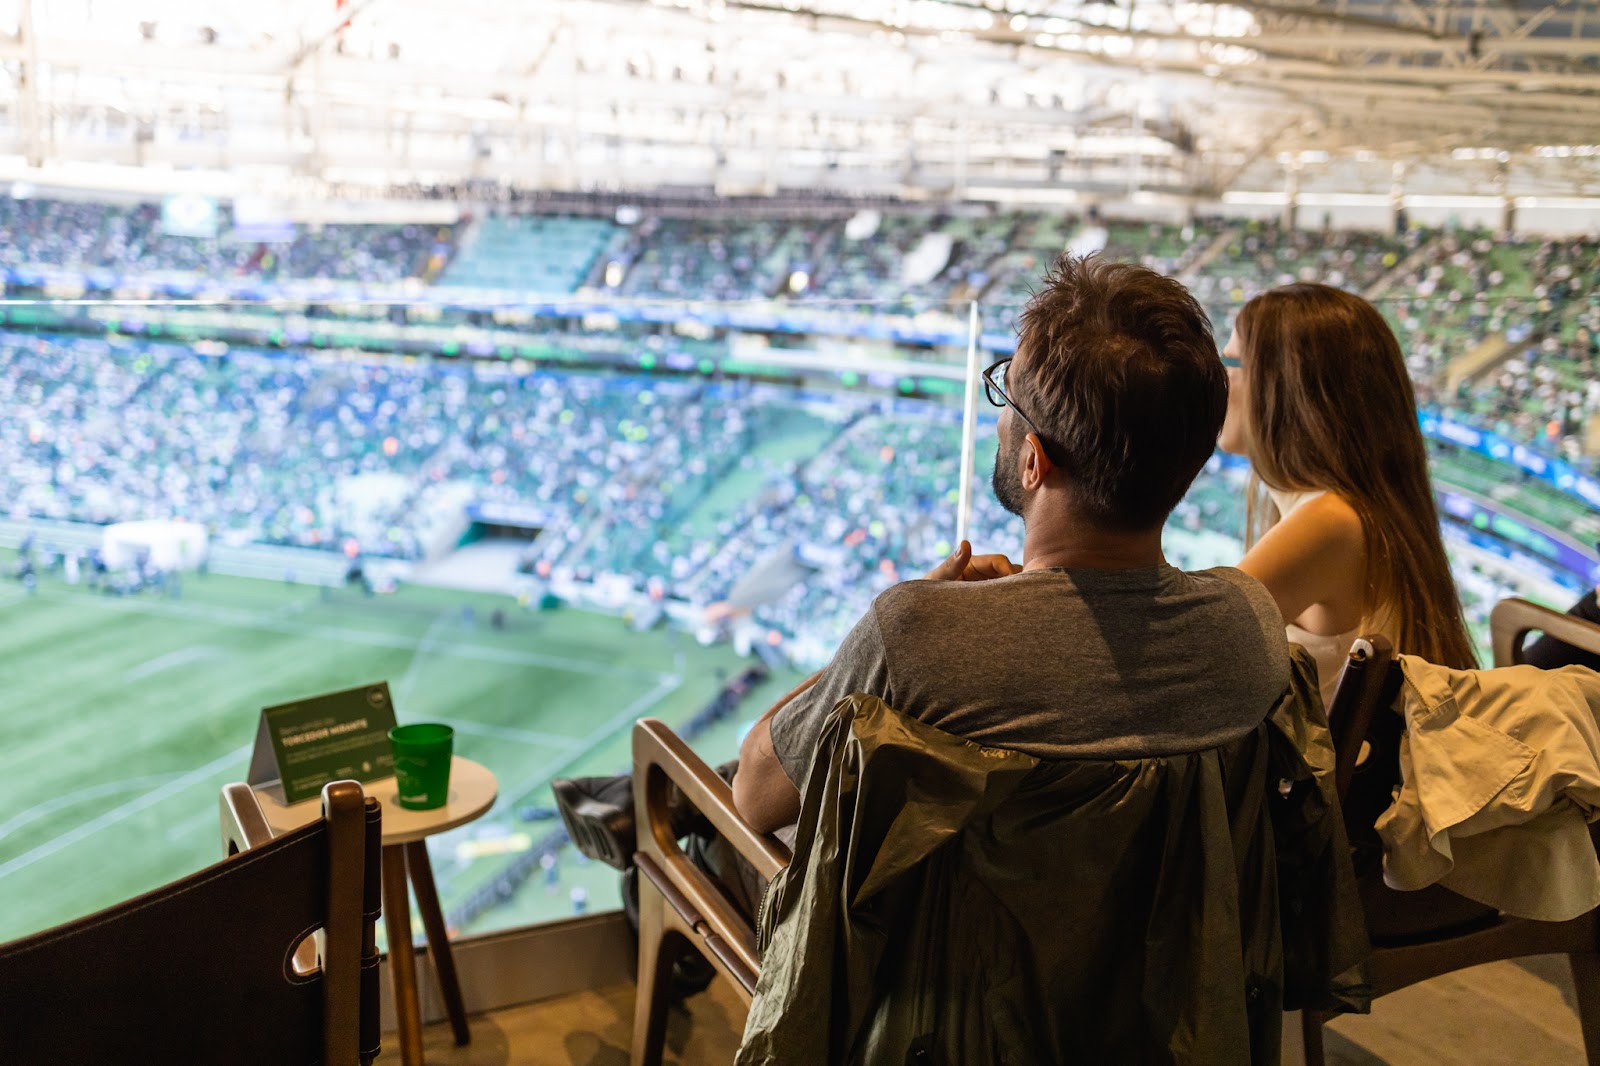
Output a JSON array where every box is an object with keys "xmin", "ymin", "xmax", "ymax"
[{"xmin": 1377, "ymin": 656, "xmax": 1600, "ymax": 921}]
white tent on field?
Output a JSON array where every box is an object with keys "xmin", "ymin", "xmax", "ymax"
[{"xmin": 101, "ymin": 520, "xmax": 209, "ymax": 571}]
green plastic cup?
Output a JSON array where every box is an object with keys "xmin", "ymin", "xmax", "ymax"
[{"xmin": 389, "ymin": 723, "xmax": 454, "ymax": 810}]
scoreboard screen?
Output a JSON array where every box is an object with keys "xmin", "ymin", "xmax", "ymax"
[{"xmin": 160, "ymin": 194, "xmax": 219, "ymax": 237}]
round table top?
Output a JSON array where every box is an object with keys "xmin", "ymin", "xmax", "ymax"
[{"xmin": 253, "ymin": 756, "xmax": 498, "ymax": 846}]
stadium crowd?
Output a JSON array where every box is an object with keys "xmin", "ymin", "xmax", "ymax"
[
  {"xmin": 0, "ymin": 322, "xmax": 1255, "ymax": 649},
  {"xmin": 7, "ymin": 322, "xmax": 1582, "ymax": 668},
  {"xmin": 0, "ymin": 197, "xmax": 455, "ymax": 284},
  {"xmin": 3, "ymin": 192, "xmax": 1598, "ymax": 669},
  {"xmin": 9, "ymin": 192, "xmax": 1594, "ymax": 469}
]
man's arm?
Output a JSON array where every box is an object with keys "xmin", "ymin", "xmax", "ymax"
[
  {"xmin": 728, "ymin": 545, "xmax": 1010, "ymax": 835},
  {"xmin": 732, "ymin": 672, "xmax": 819, "ymax": 834}
]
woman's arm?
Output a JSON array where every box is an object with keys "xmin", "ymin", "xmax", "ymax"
[{"xmin": 1237, "ymin": 492, "xmax": 1366, "ymax": 629}]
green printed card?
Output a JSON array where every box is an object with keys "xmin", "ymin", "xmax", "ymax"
[{"xmin": 247, "ymin": 682, "xmax": 399, "ymax": 805}]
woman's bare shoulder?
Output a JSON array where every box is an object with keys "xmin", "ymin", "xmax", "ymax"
[{"xmin": 1287, "ymin": 490, "xmax": 1365, "ymax": 548}]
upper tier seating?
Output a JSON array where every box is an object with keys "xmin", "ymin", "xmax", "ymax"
[{"xmin": 439, "ymin": 216, "xmax": 619, "ymax": 293}]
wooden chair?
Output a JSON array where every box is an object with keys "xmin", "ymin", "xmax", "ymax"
[
  {"xmin": 1301, "ymin": 599, "xmax": 1600, "ymax": 1064},
  {"xmin": 1492, "ymin": 595, "xmax": 1600, "ymax": 672},
  {"xmin": 630, "ymin": 717, "xmax": 791, "ymax": 1066},
  {"xmin": 0, "ymin": 779, "xmax": 382, "ymax": 1065},
  {"xmin": 631, "ymin": 701, "xmax": 1367, "ymax": 1065}
]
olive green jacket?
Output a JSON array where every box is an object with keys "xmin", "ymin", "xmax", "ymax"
[{"xmin": 738, "ymin": 647, "xmax": 1369, "ymax": 1066}]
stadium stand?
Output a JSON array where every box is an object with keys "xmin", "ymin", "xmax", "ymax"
[
  {"xmin": 614, "ymin": 216, "xmax": 811, "ymax": 301},
  {"xmin": 438, "ymin": 216, "xmax": 618, "ymax": 293},
  {"xmin": 0, "ymin": 198, "xmax": 457, "ymax": 284},
  {"xmin": 979, "ymin": 211, "xmax": 1082, "ymax": 323},
  {"xmin": 3, "ymin": 191, "xmax": 1598, "ymax": 480},
  {"xmin": 3, "ymin": 194, "xmax": 1598, "ymax": 665},
  {"xmin": 275, "ymin": 224, "xmax": 460, "ymax": 284},
  {"xmin": 0, "ymin": 199, "xmax": 245, "ymax": 277}
]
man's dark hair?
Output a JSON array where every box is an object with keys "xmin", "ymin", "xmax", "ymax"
[{"xmin": 1014, "ymin": 253, "xmax": 1226, "ymax": 530}]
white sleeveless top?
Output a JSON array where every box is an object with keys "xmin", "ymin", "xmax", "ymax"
[{"xmin": 1267, "ymin": 486, "xmax": 1395, "ymax": 710}]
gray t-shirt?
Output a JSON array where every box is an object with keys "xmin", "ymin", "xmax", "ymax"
[{"xmin": 769, "ymin": 565, "xmax": 1290, "ymax": 789}]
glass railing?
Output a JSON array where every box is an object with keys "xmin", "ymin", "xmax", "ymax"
[{"xmin": 0, "ymin": 286, "xmax": 1596, "ymax": 945}]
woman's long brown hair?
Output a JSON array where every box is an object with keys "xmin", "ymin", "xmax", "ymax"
[{"xmin": 1236, "ymin": 283, "xmax": 1477, "ymax": 668}]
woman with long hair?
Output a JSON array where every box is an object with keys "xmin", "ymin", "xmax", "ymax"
[{"xmin": 1218, "ymin": 282, "xmax": 1477, "ymax": 705}]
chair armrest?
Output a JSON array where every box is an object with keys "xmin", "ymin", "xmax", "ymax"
[
  {"xmin": 1491, "ymin": 597, "xmax": 1600, "ymax": 668},
  {"xmin": 632, "ymin": 718, "xmax": 793, "ymax": 988},
  {"xmin": 632, "ymin": 718, "xmax": 792, "ymax": 882},
  {"xmin": 220, "ymin": 782, "xmax": 274, "ymax": 857}
]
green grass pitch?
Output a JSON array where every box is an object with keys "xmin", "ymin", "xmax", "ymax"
[{"xmin": 0, "ymin": 558, "xmax": 804, "ymax": 943}]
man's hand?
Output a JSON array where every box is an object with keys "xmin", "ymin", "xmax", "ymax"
[
  {"xmin": 923, "ymin": 540, "xmax": 1020, "ymax": 582},
  {"xmin": 964, "ymin": 552, "xmax": 1022, "ymax": 581}
]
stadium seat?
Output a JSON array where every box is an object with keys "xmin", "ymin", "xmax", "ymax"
[
  {"xmin": 0, "ymin": 780, "xmax": 382, "ymax": 1066},
  {"xmin": 1300, "ymin": 604, "xmax": 1600, "ymax": 1065},
  {"xmin": 631, "ymin": 676, "xmax": 1367, "ymax": 1066}
]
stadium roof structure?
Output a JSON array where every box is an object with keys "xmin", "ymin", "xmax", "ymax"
[{"xmin": 1, "ymin": 0, "xmax": 1599, "ymax": 205}]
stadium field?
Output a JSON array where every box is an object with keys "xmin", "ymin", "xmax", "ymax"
[{"xmin": 0, "ymin": 555, "xmax": 803, "ymax": 943}]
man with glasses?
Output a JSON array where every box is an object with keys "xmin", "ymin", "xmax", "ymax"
[
  {"xmin": 733, "ymin": 253, "xmax": 1291, "ymax": 833},
  {"xmin": 556, "ymin": 255, "xmax": 1296, "ymax": 1004}
]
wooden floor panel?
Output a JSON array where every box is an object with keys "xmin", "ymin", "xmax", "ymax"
[
  {"xmin": 380, "ymin": 955, "xmax": 1587, "ymax": 1065},
  {"xmin": 1321, "ymin": 957, "xmax": 1585, "ymax": 1066}
]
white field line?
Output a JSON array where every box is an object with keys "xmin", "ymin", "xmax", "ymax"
[
  {"xmin": 0, "ymin": 744, "xmax": 252, "ymax": 882},
  {"xmin": 122, "ymin": 644, "xmax": 226, "ymax": 682},
  {"xmin": 426, "ymin": 716, "xmax": 582, "ymax": 749},
  {"xmin": 40, "ymin": 589, "xmax": 672, "ymax": 683},
  {"xmin": 488, "ymin": 674, "xmax": 682, "ymax": 819},
  {"xmin": 164, "ymin": 806, "xmax": 224, "ymax": 844},
  {"xmin": 393, "ymin": 611, "xmax": 455, "ymax": 706},
  {"xmin": 0, "ymin": 773, "xmax": 187, "ymax": 841}
]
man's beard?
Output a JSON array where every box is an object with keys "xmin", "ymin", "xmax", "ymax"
[{"xmin": 991, "ymin": 439, "xmax": 1027, "ymax": 518}]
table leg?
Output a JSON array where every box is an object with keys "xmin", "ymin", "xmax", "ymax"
[
  {"xmin": 405, "ymin": 840, "xmax": 472, "ymax": 1046},
  {"xmin": 381, "ymin": 843, "xmax": 425, "ymax": 1066}
]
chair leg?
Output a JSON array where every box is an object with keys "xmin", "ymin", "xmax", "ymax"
[
  {"xmin": 631, "ymin": 880, "xmax": 683, "ymax": 1066},
  {"xmin": 1570, "ymin": 952, "xmax": 1600, "ymax": 1066},
  {"xmin": 1299, "ymin": 1010, "xmax": 1327, "ymax": 1066}
]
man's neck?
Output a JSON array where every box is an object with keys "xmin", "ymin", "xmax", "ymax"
[{"xmin": 1021, "ymin": 519, "xmax": 1166, "ymax": 572}]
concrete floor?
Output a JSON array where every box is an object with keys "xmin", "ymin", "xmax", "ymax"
[{"xmin": 378, "ymin": 955, "xmax": 1589, "ymax": 1065}]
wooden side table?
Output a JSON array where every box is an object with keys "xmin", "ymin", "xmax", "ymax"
[{"xmin": 254, "ymin": 757, "xmax": 498, "ymax": 1066}]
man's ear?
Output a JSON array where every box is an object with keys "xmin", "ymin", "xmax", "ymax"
[{"xmin": 1023, "ymin": 433, "xmax": 1054, "ymax": 489}]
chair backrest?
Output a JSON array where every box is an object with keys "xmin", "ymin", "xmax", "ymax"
[
  {"xmin": 1324, "ymin": 635, "xmax": 1400, "ymax": 802},
  {"xmin": 1322, "ymin": 636, "xmax": 1403, "ymax": 877},
  {"xmin": 739, "ymin": 692, "xmax": 1365, "ymax": 1065},
  {"xmin": 0, "ymin": 780, "xmax": 382, "ymax": 1066},
  {"xmin": 1491, "ymin": 596, "xmax": 1600, "ymax": 668}
]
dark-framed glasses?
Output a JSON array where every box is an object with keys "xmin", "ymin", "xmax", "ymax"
[{"xmin": 981, "ymin": 358, "xmax": 1051, "ymax": 455}]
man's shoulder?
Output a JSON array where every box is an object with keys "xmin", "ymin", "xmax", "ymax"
[
  {"xmin": 1182, "ymin": 565, "xmax": 1292, "ymax": 689},
  {"xmin": 870, "ymin": 566, "xmax": 1286, "ymax": 646},
  {"xmin": 871, "ymin": 573, "xmax": 1032, "ymax": 625},
  {"xmin": 1187, "ymin": 566, "xmax": 1286, "ymax": 629}
]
